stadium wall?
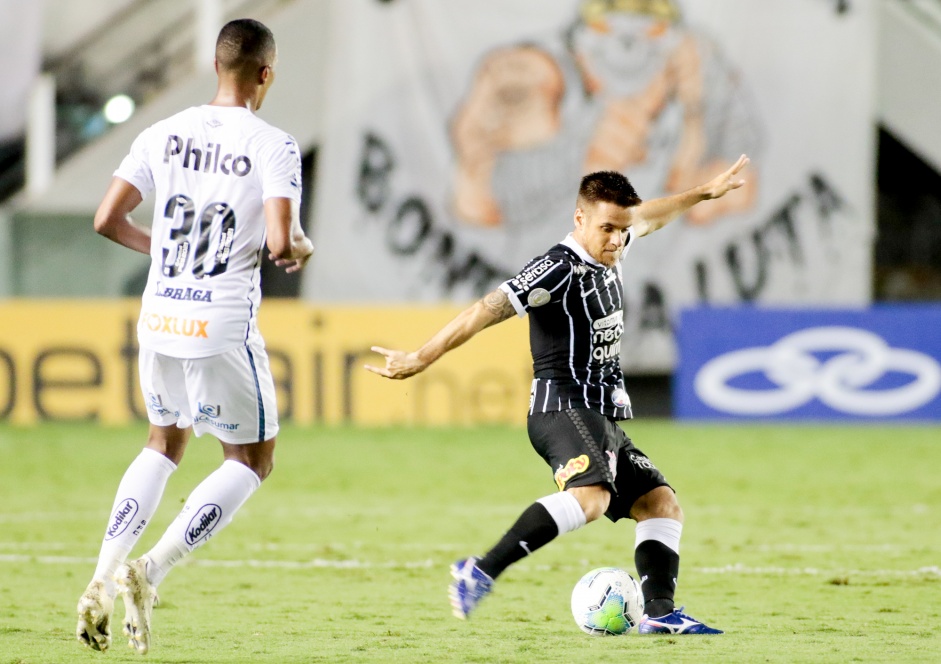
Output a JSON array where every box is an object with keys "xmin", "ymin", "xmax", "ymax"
[{"xmin": 0, "ymin": 300, "xmax": 533, "ymax": 427}]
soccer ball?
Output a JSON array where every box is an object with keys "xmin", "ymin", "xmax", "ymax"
[{"xmin": 570, "ymin": 567, "xmax": 644, "ymax": 636}]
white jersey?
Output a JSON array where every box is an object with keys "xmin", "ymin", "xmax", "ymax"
[{"xmin": 115, "ymin": 105, "xmax": 301, "ymax": 358}]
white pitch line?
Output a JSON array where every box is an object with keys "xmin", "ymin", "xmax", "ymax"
[
  {"xmin": 0, "ymin": 553, "xmax": 938, "ymax": 577},
  {"xmin": 0, "ymin": 541, "xmax": 912, "ymax": 554},
  {"xmin": 690, "ymin": 563, "xmax": 941, "ymax": 577},
  {"xmin": 0, "ymin": 554, "xmax": 434, "ymax": 569}
]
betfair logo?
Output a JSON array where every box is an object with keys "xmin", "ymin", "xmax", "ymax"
[{"xmin": 141, "ymin": 312, "xmax": 209, "ymax": 338}]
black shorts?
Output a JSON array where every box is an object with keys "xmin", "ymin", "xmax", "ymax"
[{"xmin": 527, "ymin": 408, "xmax": 671, "ymax": 522}]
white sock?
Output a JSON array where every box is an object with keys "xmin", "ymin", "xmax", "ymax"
[
  {"xmin": 537, "ymin": 492, "xmax": 587, "ymax": 534},
  {"xmin": 93, "ymin": 448, "xmax": 177, "ymax": 597},
  {"xmin": 634, "ymin": 517, "xmax": 683, "ymax": 554},
  {"xmin": 144, "ymin": 460, "xmax": 262, "ymax": 587}
]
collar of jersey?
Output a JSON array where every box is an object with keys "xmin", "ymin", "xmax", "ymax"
[{"xmin": 561, "ymin": 233, "xmax": 602, "ymax": 267}]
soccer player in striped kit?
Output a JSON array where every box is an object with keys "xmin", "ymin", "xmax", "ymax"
[{"xmin": 367, "ymin": 155, "xmax": 748, "ymax": 634}]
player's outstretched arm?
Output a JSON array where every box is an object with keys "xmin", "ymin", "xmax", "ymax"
[
  {"xmin": 631, "ymin": 154, "xmax": 750, "ymax": 238},
  {"xmin": 93, "ymin": 177, "xmax": 152, "ymax": 254},
  {"xmin": 265, "ymin": 198, "xmax": 314, "ymax": 273},
  {"xmin": 365, "ymin": 288, "xmax": 516, "ymax": 380}
]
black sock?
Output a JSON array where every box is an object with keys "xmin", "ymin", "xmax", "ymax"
[
  {"xmin": 476, "ymin": 502, "xmax": 559, "ymax": 580},
  {"xmin": 634, "ymin": 540, "xmax": 679, "ymax": 618}
]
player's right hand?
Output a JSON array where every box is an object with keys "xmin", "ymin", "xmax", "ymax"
[
  {"xmin": 364, "ymin": 346, "xmax": 427, "ymax": 380},
  {"xmin": 270, "ymin": 237, "xmax": 314, "ymax": 273}
]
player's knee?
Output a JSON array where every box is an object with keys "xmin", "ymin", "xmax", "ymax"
[
  {"xmin": 256, "ymin": 457, "xmax": 274, "ymax": 481},
  {"xmin": 659, "ymin": 498, "xmax": 683, "ymax": 522},
  {"xmin": 145, "ymin": 433, "xmax": 187, "ymax": 465},
  {"xmin": 245, "ymin": 456, "xmax": 273, "ymax": 481},
  {"xmin": 568, "ymin": 486, "xmax": 610, "ymax": 523},
  {"xmin": 582, "ymin": 501, "xmax": 606, "ymax": 523},
  {"xmin": 632, "ymin": 486, "xmax": 683, "ymax": 522},
  {"xmin": 222, "ymin": 439, "xmax": 275, "ymax": 480}
]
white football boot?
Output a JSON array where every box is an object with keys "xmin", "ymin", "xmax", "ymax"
[
  {"xmin": 76, "ymin": 580, "xmax": 114, "ymax": 651},
  {"xmin": 115, "ymin": 558, "xmax": 156, "ymax": 654}
]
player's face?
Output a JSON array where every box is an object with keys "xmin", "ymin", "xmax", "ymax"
[{"xmin": 573, "ymin": 201, "xmax": 632, "ymax": 267}]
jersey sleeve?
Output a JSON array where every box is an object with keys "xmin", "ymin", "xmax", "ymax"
[
  {"xmin": 621, "ymin": 226, "xmax": 636, "ymax": 259},
  {"xmin": 499, "ymin": 254, "xmax": 573, "ymax": 318},
  {"xmin": 113, "ymin": 127, "xmax": 155, "ymax": 197},
  {"xmin": 258, "ymin": 132, "xmax": 302, "ymax": 203}
]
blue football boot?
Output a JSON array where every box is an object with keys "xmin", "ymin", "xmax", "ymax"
[
  {"xmin": 448, "ymin": 557, "xmax": 494, "ymax": 619},
  {"xmin": 638, "ymin": 607, "xmax": 724, "ymax": 634}
]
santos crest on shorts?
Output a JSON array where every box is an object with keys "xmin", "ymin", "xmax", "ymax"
[
  {"xmin": 499, "ymin": 232, "xmax": 636, "ymax": 420},
  {"xmin": 115, "ymin": 105, "xmax": 302, "ymax": 358}
]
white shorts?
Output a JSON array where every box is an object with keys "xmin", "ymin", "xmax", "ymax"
[{"xmin": 139, "ymin": 342, "xmax": 279, "ymax": 444}]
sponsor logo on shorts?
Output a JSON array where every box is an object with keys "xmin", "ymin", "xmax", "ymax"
[
  {"xmin": 197, "ymin": 402, "xmax": 222, "ymax": 418},
  {"xmin": 606, "ymin": 450, "xmax": 618, "ymax": 480},
  {"xmin": 554, "ymin": 454, "xmax": 590, "ymax": 491},
  {"xmin": 148, "ymin": 393, "xmax": 176, "ymax": 417},
  {"xmin": 140, "ymin": 312, "xmax": 209, "ymax": 338},
  {"xmin": 629, "ymin": 453, "xmax": 655, "ymax": 471},
  {"xmin": 185, "ymin": 504, "xmax": 222, "ymax": 545},
  {"xmin": 194, "ymin": 402, "xmax": 239, "ymax": 431},
  {"xmin": 105, "ymin": 498, "xmax": 139, "ymax": 540}
]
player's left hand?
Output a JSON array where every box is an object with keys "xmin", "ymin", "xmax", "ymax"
[
  {"xmin": 702, "ymin": 154, "xmax": 749, "ymax": 199},
  {"xmin": 364, "ymin": 346, "xmax": 428, "ymax": 380}
]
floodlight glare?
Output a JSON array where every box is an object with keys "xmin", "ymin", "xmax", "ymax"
[{"xmin": 103, "ymin": 94, "xmax": 135, "ymax": 124}]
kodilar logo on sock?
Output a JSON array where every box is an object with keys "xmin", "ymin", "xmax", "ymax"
[
  {"xmin": 185, "ymin": 504, "xmax": 222, "ymax": 545},
  {"xmin": 105, "ymin": 498, "xmax": 139, "ymax": 540}
]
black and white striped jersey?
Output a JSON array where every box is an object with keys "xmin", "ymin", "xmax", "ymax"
[{"xmin": 499, "ymin": 232, "xmax": 636, "ymax": 420}]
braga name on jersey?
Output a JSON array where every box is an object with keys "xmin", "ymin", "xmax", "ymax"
[{"xmin": 164, "ymin": 135, "xmax": 252, "ymax": 177}]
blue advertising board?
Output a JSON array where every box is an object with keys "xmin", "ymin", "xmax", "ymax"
[{"xmin": 675, "ymin": 306, "xmax": 941, "ymax": 420}]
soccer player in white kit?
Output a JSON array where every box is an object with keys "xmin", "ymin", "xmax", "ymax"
[{"xmin": 76, "ymin": 19, "xmax": 313, "ymax": 655}]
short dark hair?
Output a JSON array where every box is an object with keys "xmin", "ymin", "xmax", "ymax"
[
  {"xmin": 578, "ymin": 171, "xmax": 642, "ymax": 208},
  {"xmin": 215, "ymin": 19, "xmax": 276, "ymax": 74}
]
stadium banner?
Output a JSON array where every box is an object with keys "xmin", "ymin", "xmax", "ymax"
[
  {"xmin": 0, "ymin": 301, "xmax": 531, "ymax": 426},
  {"xmin": 675, "ymin": 306, "xmax": 941, "ymax": 421},
  {"xmin": 304, "ymin": 0, "xmax": 875, "ymax": 373}
]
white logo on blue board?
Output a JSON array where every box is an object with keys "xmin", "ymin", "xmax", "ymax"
[{"xmin": 694, "ymin": 327, "xmax": 941, "ymax": 416}]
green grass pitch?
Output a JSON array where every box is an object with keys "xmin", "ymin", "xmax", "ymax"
[{"xmin": 0, "ymin": 421, "xmax": 939, "ymax": 663}]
